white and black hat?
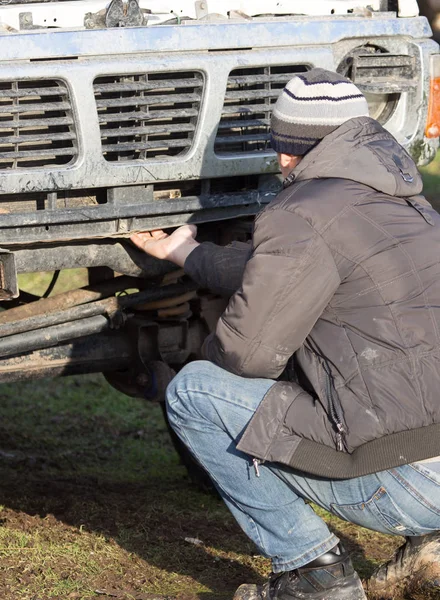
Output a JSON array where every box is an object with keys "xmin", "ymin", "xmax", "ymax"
[{"xmin": 270, "ymin": 68, "xmax": 369, "ymax": 156}]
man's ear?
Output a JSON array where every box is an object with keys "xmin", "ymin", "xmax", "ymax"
[
  {"xmin": 278, "ymin": 153, "xmax": 294, "ymax": 168},
  {"xmin": 278, "ymin": 153, "xmax": 301, "ymax": 168}
]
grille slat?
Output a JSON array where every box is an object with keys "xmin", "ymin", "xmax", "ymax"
[
  {"xmin": 215, "ymin": 65, "xmax": 308, "ymax": 155},
  {"xmin": 0, "ymin": 86, "xmax": 69, "ymax": 99},
  {"xmin": 0, "ymin": 116, "xmax": 74, "ymax": 129},
  {"xmin": 94, "ymin": 77, "xmax": 203, "ymax": 94},
  {"xmin": 98, "ymin": 108, "xmax": 199, "ymax": 124},
  {"xmin": 218, "ymin": 118, "xmax": 270, "ymax": 129},
  {"xmin": 220, "ymin": 103, "xmax": 281, "ymax": 115},
  {"xmin": 228, "ymin": 74, "xmax": 299, "ymax": 85},
  {"xmin": 0, "ymin": 132, "xmax": 76, "ymax": 145},
  {"xmin": 100, "ymin": 123, "xmax": 196, "ymax": 139},
  {"xmin": 103, "ymin": 139, "xmax": 192, "ymax": 153},
  {"xmin": 0, "ymin": 79, "xmax": 77, "ymax": 170},
  {"xmin": 94, "ymin": 71, "xmax": 203, "ymax": 162},
  {"xmin": 95, "ymin": 92, "xmax": 202, "ymax": 110},
  {"xmin": 224, "ymin": 89, "xmax": 282, "ymax": 101},
  {"xmin": 0, "ymin": 147, "xmax": 76, "ymax": 160},
  {"xmin": 215, "ymin": 133, "xmax": 271, "ymax": 145},
  {"xmin": 0, "ymin": 101, "xmax": 72, "ymax": 114}
]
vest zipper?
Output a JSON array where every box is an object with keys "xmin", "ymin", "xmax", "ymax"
[
  {"xmin": 323, "ymin": 363, "xmax": 347, "ymax": 452},
  {"xmin": 335, "ymin": 423, "xmax": 346, "ymax": 452}
]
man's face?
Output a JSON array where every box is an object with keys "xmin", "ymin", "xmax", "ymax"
[{"xmin": 277, "ymin": 153, "xmax": 302, "ymax": 179}]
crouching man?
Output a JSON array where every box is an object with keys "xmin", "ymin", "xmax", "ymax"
[{"xmin": 131, "ymin": 69, "xmax": 440, "ymax": 600}]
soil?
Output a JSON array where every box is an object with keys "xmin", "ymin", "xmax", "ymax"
[{"xmin": 0, "ymin": 372, "xmax": 420, "ymax": 600}]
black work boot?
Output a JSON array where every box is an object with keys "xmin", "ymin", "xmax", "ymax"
[
  {"xmin": 233, "ymin": 544, "xmax": 366, "ymax": 600},
  {"xmin": 367, "ymin": 531, "xmax": 440, "ymax": 599}
]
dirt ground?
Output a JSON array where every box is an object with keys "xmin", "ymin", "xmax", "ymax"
[{"xmin": 0, "ymin": 374, "xmax": 403, "ymax": 600}]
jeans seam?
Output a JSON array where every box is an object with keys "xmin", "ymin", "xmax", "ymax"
[
  {"xmin": 173, "ymin": 387, "xmax": 263, "ymax": 413},
  {"xmin": 408, "ymin": 463, "xmax": 440, "ymax": 485},
  {"xmin": 389, "ymin": 468, "xmax": 440, "ymax": 516},
  {"xmin": 244, "ymin": 514, "xmax": 265, "ymax": 553},
  {"xmin": 167, "ymin": 401, "xmax": 276, "ymax": 558},
  {"xmin": 168, "ymin": 395, "xmax": 338, "ymax": 566}
]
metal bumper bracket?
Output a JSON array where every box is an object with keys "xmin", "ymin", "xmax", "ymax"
[{"xmin": 0, "ymin": 249, "xmax": 18, "ymax": 300}]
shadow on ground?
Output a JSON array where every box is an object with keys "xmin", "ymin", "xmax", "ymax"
[
  {"xmin": 0, "ymin": 376, "xmax": 399, "ymax": 599},
  {"xmin": 0, "ymin": 470, "xmax": 381, "ymax": 599}
]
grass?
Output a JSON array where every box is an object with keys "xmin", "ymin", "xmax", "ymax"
[
  {"xmin": 0, "ymin": 153, "xmax": 438, "ymax": 599},
  {"xmin": 420, "ymin": 150, "xmax": 440, "ymax": 207},
  {"xmin": 0, "ymin": 374, "xmax": 400, "ymax": 600},
  {"xmin": 0, "ymin": 375, "xmax": 268, "ymax": 599}
]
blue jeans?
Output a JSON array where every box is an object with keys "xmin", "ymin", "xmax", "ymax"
[{"xmin": 166, "ymin": 360, "xmax": 440, "ymax": 573}]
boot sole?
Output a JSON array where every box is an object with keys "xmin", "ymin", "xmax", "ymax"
[
  {"xmin": 233, "ymin": 575, "xmax": 367, "ymax": 600},
  {"xmin": 300, "ymin": 575, "xmax": 367, "ymax": 600}
]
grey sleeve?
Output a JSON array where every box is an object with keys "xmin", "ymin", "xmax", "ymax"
[
  {"xmin": 184, "ymin": 241, "xmax": 252, "ymax": 297},
  {"xmin": 202, "ymin": 208, "xmax": 341, "ymax": 378}
]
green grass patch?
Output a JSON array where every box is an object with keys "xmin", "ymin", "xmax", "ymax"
[
  {"xmin": 421, "ymin": 149, "xmax": 440, "ymax": 204},
  {"xmin": 18, "ymin": 268, "xmax": 89, "ymax": 298},
  {"xmin": 0, "ymin": 373, "xmax": 400, "ymax": 599}
]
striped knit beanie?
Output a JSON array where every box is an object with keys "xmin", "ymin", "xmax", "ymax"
[{"xmin": 270, "ymin": 68, "xmax": 369, "ymax": 156}]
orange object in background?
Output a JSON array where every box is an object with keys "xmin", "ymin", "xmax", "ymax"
[{"xmin": 426, "ymin": 55, "xmax": 440, "ymax": 138}]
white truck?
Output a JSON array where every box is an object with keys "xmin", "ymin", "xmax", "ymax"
[{"xmin": 0, "ymin": 0, "xmax": 438, "ymax": 400}]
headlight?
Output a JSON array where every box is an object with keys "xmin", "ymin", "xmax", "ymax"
[
  {"xmin": 363, "ymin": 91, "xmax": 399, "ymax": 124},
  {"xmin": 426, "ymin": 54, "xmax": 440, "ymax": 138},
  {"xmin": 338, "ymin": 46, "xmax": 411, "ymax": 125}
]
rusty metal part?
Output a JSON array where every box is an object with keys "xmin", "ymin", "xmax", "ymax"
[
  {"xmin": 158, "ymin": 302, "xmax": 190, "ymax": 318},
  {"xmin": 0, "ymin": 314, "xmax": 207, "ymax": 385},
  {"xmin": 0, "ymin": 296, "xmax": 121, "ymax": 338},
  {"xmin": 84, "ymin": 0, "xmax": 149, "ymax": 29},
  {"xmin": 0, "ymin": 249, "xmax": 18, "ymax": 300},
  {"xmin": 0, "ymin": 314, "xmax": 111, "ymax": 358},
  {"xmin": 0, "ymin": 275, "xmax": 145, "ymax": 325},
  {"xmin": 104, "ymin": 360, "xmax": 175, "ymax": 401},
  {"xmin": 161, "ymin": 268, "xmax": 185, "ymax": 285},
  {"xmin": 13, "ymin": 241, "xmax": 179, "ymax": 279},
  {"xmin": 4, "ymin": 290, "xmax": 40, "ymax": 308},
  {"xmin": 0, "ymin": 331, "xmax": 133, "ymax": 383},
  {"xmin": 104, "ymin": 319, "xmax": 207, "ymax": 397},
  {"xmin": 134, "ymin": 290, "xmax": 197, "ymax": 311},
  {"xmin": 0, "ymin": 282, "xmax": 197, "ymax": 351},
  {"xmin": 105, "ymin": 0, "xmax": 146, "ymax": 27},
  {"xmin": 0, "ymin": 282, "xmax": 197, "ymax": 338}
]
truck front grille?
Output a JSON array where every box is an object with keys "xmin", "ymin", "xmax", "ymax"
[
  {"xmin": 215, "ymin": 65, "xmax": 308, "ymax": 155},
  {"xmin": 94, "ymin": 71, "xmax": 203, "ymax": 162},
  {"xmin": 0, "ymin": 79, "xmax": 77, "ymax": 170}
]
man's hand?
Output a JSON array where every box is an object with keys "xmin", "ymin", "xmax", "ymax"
[{"xmin": 130, "ymin": 225, "xmax": 199, "ymax": 267}]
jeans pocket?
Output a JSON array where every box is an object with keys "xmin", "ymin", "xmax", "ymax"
[{"xmin": 330, "ymin": 486, "xmax": 420, "ymax": 536}]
